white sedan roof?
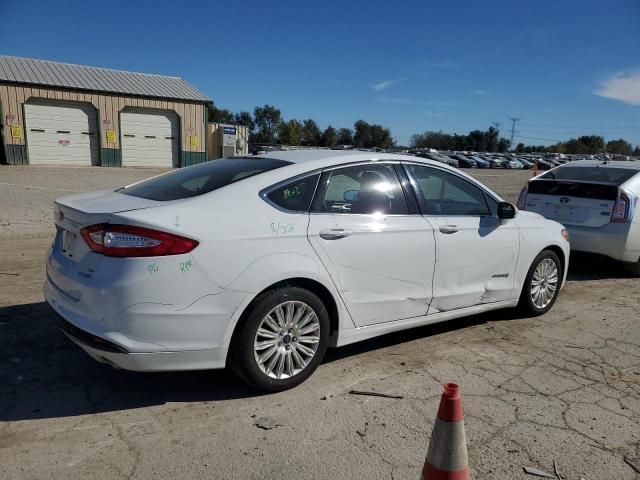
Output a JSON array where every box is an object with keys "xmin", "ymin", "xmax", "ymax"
[{"xmin": 254, "ymin": 149, "xmax": 415, "ymax": 164}]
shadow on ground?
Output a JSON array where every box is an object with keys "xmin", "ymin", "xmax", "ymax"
[
  {"xmin": 0, "ymin": 255, "xmax": 630, "ymax": 422},
  {"xmin": 566, "ymin": 252, "xmax": 634, "ymax": 281},
  {"xmin": 0, "ymin": 301, "xmax": 495, "ymax": 422}
]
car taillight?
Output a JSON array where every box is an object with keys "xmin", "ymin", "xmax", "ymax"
[
  {"xmin": 80, "ymin": 224, "xmax": 199, "ymax": 257},
  {"xmin": 516, "ymin": 184, "xmax": 528, "ymax": 210},
  {"xmin": 611, "ymin": 190, "xmax": 636, "ymax": 224}
]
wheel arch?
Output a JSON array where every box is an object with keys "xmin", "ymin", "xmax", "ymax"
[
  {"xmin": 227, "ymin": 277, "xmax": 342, "ymax": 363},
  {"xmin": 543, "ymin": 244, "xmax": 567, "ymax": 280}
]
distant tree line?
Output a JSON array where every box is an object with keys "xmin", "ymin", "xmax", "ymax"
[
  {"xmin": 410, "ymin": 127, "xmax": 511, "ymax": 152},
  {"xmin": 515, "ymin": 136, "xmax": 640, "ymax": 156},
  {"xmin": 208, "ymin": 104, "xmax": 394, "ymax": 149},
  {"xmin": 210, "ymin": 103, "xmax": 640, "ymax": 156}
]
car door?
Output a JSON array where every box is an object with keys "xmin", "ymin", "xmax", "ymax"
[
  {"xmin": 307, "ymin": 162, "xmax": 436, "ymax": 326},
  {"xmin": 404, "ymin": 163, "xmax": 519, "ymax": 312}
]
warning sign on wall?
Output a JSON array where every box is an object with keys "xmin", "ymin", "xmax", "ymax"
[
  {"xmin": 189, "ymin": 135, "xmax": 199, "ymax": 147},
  {"xmin": 11, "ymin": 125, "xmax": 22, "ymax": 139},
  {"xmin": 106, "ymin": 130, "xmax": 116, "ymax": 143}
]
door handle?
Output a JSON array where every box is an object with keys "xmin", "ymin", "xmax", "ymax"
[
  {"xmin": 439, "ymin": 225, "xmax": 459, "ymax": 234},
  {"xmin": 319, "ymin": 228, "xmax": 352, "ymax": 240}
]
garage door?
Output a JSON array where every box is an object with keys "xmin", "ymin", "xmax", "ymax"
[
  {"xmin": 121, "ymin": 110, "xmax": 179, "ymax": 167},
  {"xmin": 24, "ymin": 102, "xmax": 99, "ymax": 165}
]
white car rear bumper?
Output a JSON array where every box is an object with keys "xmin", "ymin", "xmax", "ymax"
[
  {"xmin": 45, "ymin": 274, "xmax": 242, "ymax": 371},
  {"xmin": 566, "ymin": 223, "xmax": 638, "ymax": 263}
]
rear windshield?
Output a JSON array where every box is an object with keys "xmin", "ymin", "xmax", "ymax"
[
  {"xmin": 120, "ymin": 157, "xmax": 291, "ymax": 201},
  {"xmin": 540, "ymin": 166, "xmax": 638, "ymax": 185},
  {"xmin": 528, "ymin": 180, "xmax": 618, "ymax": 200}
]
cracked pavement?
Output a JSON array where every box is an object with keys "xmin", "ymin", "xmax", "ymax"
[{"xmin": 1, "ymin": 167, "xmax": 639, "ymax": 479}]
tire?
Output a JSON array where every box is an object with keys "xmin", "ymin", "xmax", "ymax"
[
  {"xmin": 518, "ymin": 250, "xmax": 562, "ymax": 316},
  {"xmin": 229, "ymin": 287, "xmax": 330, "ymax": 392}
]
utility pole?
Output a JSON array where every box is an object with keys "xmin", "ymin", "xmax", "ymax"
[{"xmin": 509, "ymin": 117, "xmax": 519, "ymax": 147}]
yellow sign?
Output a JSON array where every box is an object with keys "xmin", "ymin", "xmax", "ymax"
[
  {"xmin": 106, "ymin": 130, "xmax": 116, "ymax": 143},
  {"xmin": 11, "ymin": 125, "xmax": 23, "ymax": 139},
  {"xmin": 189, "ymin": 135, "xmax": 199, "ymax": 147}
]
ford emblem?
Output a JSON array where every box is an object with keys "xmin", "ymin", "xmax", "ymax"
[{"xmin": 559, "ymin": 197, "xmax": 570, "ymax": 204}]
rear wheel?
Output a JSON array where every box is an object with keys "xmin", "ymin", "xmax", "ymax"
[
  {"xmin": 230, "ymin": 287, "xmax": 329, "ymax": 392},
  {"xmin": 518, "ymin": 250, "xmax": 562, "ymax": 316}
]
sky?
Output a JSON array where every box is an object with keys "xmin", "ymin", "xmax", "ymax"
[{"xmin": 1, "ymin": 0, "xmax": 639, "ymax": 147}]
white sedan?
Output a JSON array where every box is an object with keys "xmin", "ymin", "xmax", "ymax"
[{"xmin": 45, "ymin": 151, "xmax": 569, "ymax": 391}]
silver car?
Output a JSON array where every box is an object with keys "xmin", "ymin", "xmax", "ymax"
[{"xmin": 518, "ymin": 160, "xmax": 640, "ymax": 275}]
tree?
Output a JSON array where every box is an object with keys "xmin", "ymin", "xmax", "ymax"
[
  {"xmin": 352, "ymin": 120, "xmax": 394, "ymax": 149},
  {"xmin": 336, "ymin": 128, "xmax": 354, "ymax": 145},
  {"xmin": 484, "ymin": 126, "xmax": 499, "ymax": 152},
  {"xmin": 369, "ymin": 124, "xmax": 394, "ymax": 149},
  {"xmin": 234, "ymin": 111, "xmax": 255, "ymax": 131},
  {"xmin": 606, "ymin": 138, "xmax": 633, "ymax": 156},
  {"xmin": 301, "ymin": 119, "xmax": 321, "ymax": 146},
  {"xmin": 208, "ymin": 105, "xmax": 234, "ymax": 123},
  {"xmin": 278, "ymin": 119, "xmax": 302, "ymax": 146},
  {"xmin": 353, "ymin": 120, "xmax": 371, "ymax": 148},
  {"xmin": 253, "ymin": 105, "xmax": 281, "ymax": 144},
  {"xmin": 320, "ymin": 126, "xmax": 337, "ymax": 147},
  {"xmin": 634, "ymin": 146, "xmax": 640, "ymax": 157},
  {"xmin": 497, "ymin": 138, "xmax": 510, "ymax": 153},
  {"xmin": 515, "ymin": 143, "xmax": 526, "ymax": 153}
]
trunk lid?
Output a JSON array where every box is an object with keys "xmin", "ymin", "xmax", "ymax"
[
  {"xmin": 48, "ymin": 190, "xmax": 168, "ymax": 301},
  {"xmin": 53, "ymin": 190, "xmax": 165, "ymax": 263},
  {"xmin": 524, "ymin": 180, "xmax": 617, "ymax": 228}
]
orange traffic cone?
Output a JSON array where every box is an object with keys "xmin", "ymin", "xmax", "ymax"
[{"xmin": 420, "ymin": 383, "xmax": 471, "ymax": 480}]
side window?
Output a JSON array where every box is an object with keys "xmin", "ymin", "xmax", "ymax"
[
  {"xmin": 407, "ymin": 164, "xmax": 490, "ymax": 216},
  {"xmin": 317, "ymin": 163, "xmax": 408, "ymax": 215},
  {"xmin": 265, "ymin": 173, "xmax": 320, "ymax": 212}
]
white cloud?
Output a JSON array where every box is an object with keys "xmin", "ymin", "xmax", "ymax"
[
  {"xmin": 473, "ymin": 89, "xmax": 491, "ymax": 96},
  {"xmin": 371, "ymin": 78, "xmax": 404, "ymax": 91},
  {"xmin": 594, "ymin": 72, "xmax": 640, "ymax": 106}
]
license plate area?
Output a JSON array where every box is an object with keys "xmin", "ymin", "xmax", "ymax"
[{"xmin": 61, "ymin": 229, "xmax": 78, "ymax": 258}]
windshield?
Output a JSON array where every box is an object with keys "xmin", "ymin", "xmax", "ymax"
[
  {"xmin": 120, "ymin": 157, "xmax": 291, "ymax": 201},
  {"xmin": 540, "ymin": 166, "xmax": 638, "ymax": 185}
]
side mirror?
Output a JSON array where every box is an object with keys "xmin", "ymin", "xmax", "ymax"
[
  {"xmin": 344, "ymin": 190, "xmax": 359, "ymax": 202},
  {"xmin": 497, "ymin": 202, "xmax": 517, "ymax": 219}
]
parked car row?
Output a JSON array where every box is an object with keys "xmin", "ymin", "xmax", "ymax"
[{"xmin": 407, "ymin": 150, "xmax": 638, "ymax": 171}]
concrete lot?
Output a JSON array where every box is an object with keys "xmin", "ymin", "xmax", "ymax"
[{"xmin": 1, "ymin": 165, "xmax": 639, "ymax": 480}]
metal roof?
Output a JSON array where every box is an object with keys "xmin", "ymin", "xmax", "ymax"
[{"xmin": 0, "ymin": 55, "xmax": 210, "ymax": 102}]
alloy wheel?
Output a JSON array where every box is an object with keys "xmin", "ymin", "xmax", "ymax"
[
  {"xmin": 530, "ymin": 258, "xmax": 559, "ymax": 309},
  {"xmin": 253, "ymin": 301, "xmax": 321, "ymax": 379}
]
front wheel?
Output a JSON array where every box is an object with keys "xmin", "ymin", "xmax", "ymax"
[
  {"xmin": 518, "ymin": 250, "xmax": 562, "ymax": 316},
  {"xmin": 230, "ymin": 287, "xmax": 329, "ymax": 392}
]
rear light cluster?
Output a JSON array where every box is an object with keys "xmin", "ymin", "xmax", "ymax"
[
  {"xmin": 611, "ymin": 189, "xmax": 637, "ymax": 224},
  {"xmin": 80, "ymin": 224, "xmax": 198, "ymax": 257},
  {"xmin": 516, "ymin": 184, "xmax": 528, "ymax": 210}
]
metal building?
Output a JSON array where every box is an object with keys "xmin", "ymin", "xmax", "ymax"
[{"xmin": 0, "ymin": 55, "xmax": 210, "ymax": 167}]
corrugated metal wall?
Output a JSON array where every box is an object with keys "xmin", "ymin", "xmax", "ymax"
[
  {"xmin": 207, "ymin": 123, "xmax": 250, "ymax": 159},
  {"xmin": 0, "ymin": 83, "xmax": 207, "ymax": 165}
]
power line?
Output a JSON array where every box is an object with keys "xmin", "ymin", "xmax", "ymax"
[
  {"xmin": 514, "ymin": 134, "xmax": 567, "ymax": 143},
  {"xmin": 519, "ymin": 122, "xmax": 640, "ymax": 131}
]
